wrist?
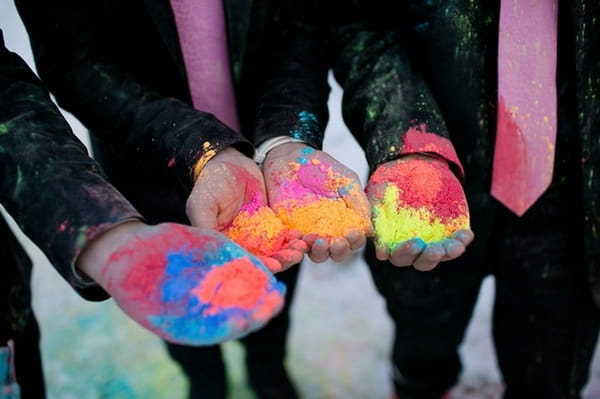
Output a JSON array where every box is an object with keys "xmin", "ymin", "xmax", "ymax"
[
  {"xmin": 75, "ymin": 220, "xmax": 146, "ymax": 284},
  {"xmin": 253, "ymin": 136, "xmax": 307, "ymax": 165}
]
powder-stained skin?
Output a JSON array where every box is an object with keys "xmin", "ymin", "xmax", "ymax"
[
  {"xmin": 224, "ymin": 192, "xmax": 298, "ymax": 258},
  {"xmin": 367, "ymin": 156, "xmax": 470, "ymax": 251},
  {"xmin": 101, "ymin": 223, "xmax": 285, "ymax": 346},
  {"xmin": 269, "ymin": 147, "xmax": 371, "ymax": 237}
]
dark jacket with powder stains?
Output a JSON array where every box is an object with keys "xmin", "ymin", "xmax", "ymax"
[
  {"xmin": 255, "ymin": 0, "xmax": 600, "ymax": 304},
  {"xmin": 14, "ymin": 0, "xmax": 281, "ymax": 226},
  {"xmin": 0, "ymin": 32, "xmax": 141, "ymax": 379}
]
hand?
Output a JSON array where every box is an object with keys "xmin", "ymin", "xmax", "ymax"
[
  {"xmin": 186, "ymin": 147, "xmax": 306, "ymax": 272},
  {"xmin": 263, "ymin": 143, "xmax": 373, "ymax": 263},
  {"xmin": 76, "ymin": 221, "xmax": 286, "ymax": 345},
  {"xmin": 366, "ymin": 154, "xmax": 474, "ymax": 271},
  {"xmin": 186, "ymin": 146, "xmax": 265, "ymax": 231}
]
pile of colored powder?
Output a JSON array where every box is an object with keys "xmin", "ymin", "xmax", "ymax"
[
  {"xmin": 272, "ymin": 152, "xmax": 371, "ymax": 237},
  {"xmin": 370, "ymin": 158, "xmax": 470, "ymax": 251},
  {"xmin": 193, "ymin": 257, "xmax": 284, "ymax": 321},
  {"xmin": 224, "ymin": 196, "xmax": 292, "ymax": 257},
  {"xmin": 275, "ymin": 198, "xmax": 369, "ymax": 237},
  {"xmin": 113, "ymin": 223, "xmax": 285, "ymax": 345}
]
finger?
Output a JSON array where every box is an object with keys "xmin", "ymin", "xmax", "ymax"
[
  {"xmin": 269, "ymin": 249, "xmax": 304, "ymax": 271},
  {"xmin": 308, "ymin": 238, "xmax": 330, "ymax": 263},
  {"xmin": 303, "ymin": 233, "xmax": 319, "ymax": 248},
  {"xmin": 186, "ymin": 197, "xmax": 219, "ymax": 229},
  {"xmin": 388, "ymin": 238, "xmax": 426, "ymax": 267},
  {"xmin": 329, "ymin": 237, "xmax": 351, "ymax": 263},
  {"xmin": 339, "ymin": 185, "xmax": 372, "ymax": 226},
  {"xmin": 257, "ymin": 256, "xmax": 284, "ymax": 273},
  {"xmin": 283, "ymin": 229, "xmax": 304, "ymax": 241},
  {"xmin": 413, "ymin": 242, "xmax": 445, "ymax": 271},
  {"xmin": 346, "ymin": 228, "xmax": 367, "ymax": 251},
  {"xmin": 375, "ymin": 244, "xmax": 391, "ymax": 261},
  {"xmin": 452, "ymin": 229, "xmax": 475, "ymax": 246},
  {"xmin": 284, "ymin": 238, "xmax": 309, "ymax": 253},
  {"xmin": 441, "ymin": 238, "xmax": 467, "ymax": 261}
]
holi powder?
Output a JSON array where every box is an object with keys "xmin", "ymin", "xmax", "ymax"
[
  {"xmin": 108, "ymin": 224, "xmax": 285, "ymax": 345},
  {"xmin": 273, "ymin": 153, "xmax": 370, "ymax": 236},
  {"xmin": 191, "ymin": 141, "xmax": 218, "ymax": 180},
  {"xmin": 369, "ymin": 159, "xmax": 470, "ymax": 250},
  {"xmin": 276, "ymin": 198, "xmax": 368, "ymax": 237},
  {"xmin": 223, "ymin": 193, "xmax": 294, "ymax": 257},
  {"xmin": 400, "ymin": 123, "xmax": 464, "ymax": 175}
]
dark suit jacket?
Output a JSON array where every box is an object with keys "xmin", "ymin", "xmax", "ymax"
[
  {"xmin": 255, "ymin": 0, "xmax": 600, "ymax": 303},
  {"xmin": 0, "ymin": 30, "xmax": 141, "ymax": 298},
  {"xmin": 15, "ymin": 0, "xmax": 283, "ymax": 224}
]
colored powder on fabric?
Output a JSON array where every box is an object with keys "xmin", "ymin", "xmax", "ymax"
[
  {"xmin": 401, "ymin": 124, "xmax": 464, "ymax": 175},
  {"xmin": 191, "ymin": 141, "xmax": 218, "ymax": 180},
  {"xmin": 370, "ymin": 159, "xmax": 470, "ymax": 249},
  {"xmin": 276, "ymin": 198, "xmax": 370, "ymax": 237}
]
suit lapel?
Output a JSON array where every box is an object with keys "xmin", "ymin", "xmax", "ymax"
[
  {"xmin": 142, "ymin": 0, "xmax": 187, "ymax": 80},
  {"xmin": 225, "ymin": 0, "xmax": 254, "ymax": 84}
]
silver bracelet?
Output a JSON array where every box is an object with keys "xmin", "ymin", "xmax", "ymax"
[{"xmin": 253, "ymin": 136, "xmax": 307, "ymax": 165}]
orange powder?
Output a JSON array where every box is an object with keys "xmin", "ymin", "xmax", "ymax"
[
  {"xmin": 224, "ymin": 206, "xmax": 291, "ymax": 257},
  {"xmin": 275, "ymin": 198, "xmax": 370, "ymax": 237},
  {"xmin": 192, "ymin": 257, "xmax": 282, "ymax": 318}
]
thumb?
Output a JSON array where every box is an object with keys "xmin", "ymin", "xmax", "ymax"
[
  {"xmin": 186, "ymin": 196, "xmax": 220, "ymax": 230},
  {"xmin": 339, "ymin": 186, "xmax": 373, "ymax": 235}
]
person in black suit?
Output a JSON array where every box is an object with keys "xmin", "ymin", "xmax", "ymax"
[
  {"xmin": 14, "ymin": 1, "xmax": 308, "ymax": 398},
  {"xmin": 254, "ymin": 1, "xmax": 600, "ymax": 398}
]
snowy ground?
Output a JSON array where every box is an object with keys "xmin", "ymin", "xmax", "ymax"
[{"xmin": 2, "ymin": 3, "xmax": 600, "ymax": 398}]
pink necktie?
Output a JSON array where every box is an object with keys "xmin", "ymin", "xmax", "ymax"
[
  {"xmin": 169, "ymin": 0, "xmax": 240, "ymax": 132},
  {"xmin": 491, "ymin": 0, "xmax": 558, "ymax": 216}
]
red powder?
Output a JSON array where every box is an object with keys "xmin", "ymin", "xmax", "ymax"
[
  {"xmin": 401, "ymin": 124, "xmax": 464, "ymax": 177},
  {"xmin": 491, "ymin": 96, "xmax": 528, "ymax": 202},
  {"xmin": 107, "ymin": 224, "xmax": 214, "ymax": 303},
  {"xmin": 369, "ymin": 158, "xmax": 468, "ymax": 222}
]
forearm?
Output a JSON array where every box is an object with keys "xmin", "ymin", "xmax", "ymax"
[
  {"xmin": 0, "ymin": 38, "xmax": 142, "ymax": 300},
  {"xmin": 253, "ymin": 1, "xmax": 331, "ymax": 149},
  {"xmin": 15, "ymin": 0, "xmax": 253, "ymax": 191},
  {"xmin": 331, "ymin": 29, "xmax": 464, "ymax": 176}
]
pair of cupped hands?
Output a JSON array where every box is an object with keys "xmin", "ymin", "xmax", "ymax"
[
  {"xmin": 187, "ymin": 143, "xmax": 473, "ymax": 272},
  {"xmin": 76, "ymin": 142, "xmax": 473, "ymax": 346}
]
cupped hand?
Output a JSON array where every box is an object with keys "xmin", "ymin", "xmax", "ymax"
[
  {"xmin": 186, "ymin": 147, "xmax": 306, "ymax": 272},
  {"xmin": 76, "ymin": 221, "xmax": 286, "ymax": 345},
  {"xmin": 366, "ymin": 154, "xmax": 474, "ymax": 271},
  {"xmin": 263, "ymin": 143, "xmax": 373, "ymax": 263},
  {"xmin": 186, "ymin": 146, "xmax": 266, "ymax": 230}
]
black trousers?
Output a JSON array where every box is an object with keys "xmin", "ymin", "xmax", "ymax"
[
  {"xmin": 1, "ymin": 215, "xmax": 46, "ymax": 399},
  {"xmin": 365, "ymin": 135, "xmax": 600, "ymax": 398}
]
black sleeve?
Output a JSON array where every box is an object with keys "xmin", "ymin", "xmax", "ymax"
[{"xmin": 0, "ymin": 31, "xmax": 142, "ymax": 301}]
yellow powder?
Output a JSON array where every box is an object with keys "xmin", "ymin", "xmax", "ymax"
[
  {"xmin": 373, "ymin": 185, "xmax": 469, "ymax": 250},
  {"xmin": 276, "ymin": 198, "xmax": 370, "ymax": 237}
]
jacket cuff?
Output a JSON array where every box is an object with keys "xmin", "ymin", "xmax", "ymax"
[{"xmin": 367, "ymin": 122, "xmax": 464, "ymax": 179}]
